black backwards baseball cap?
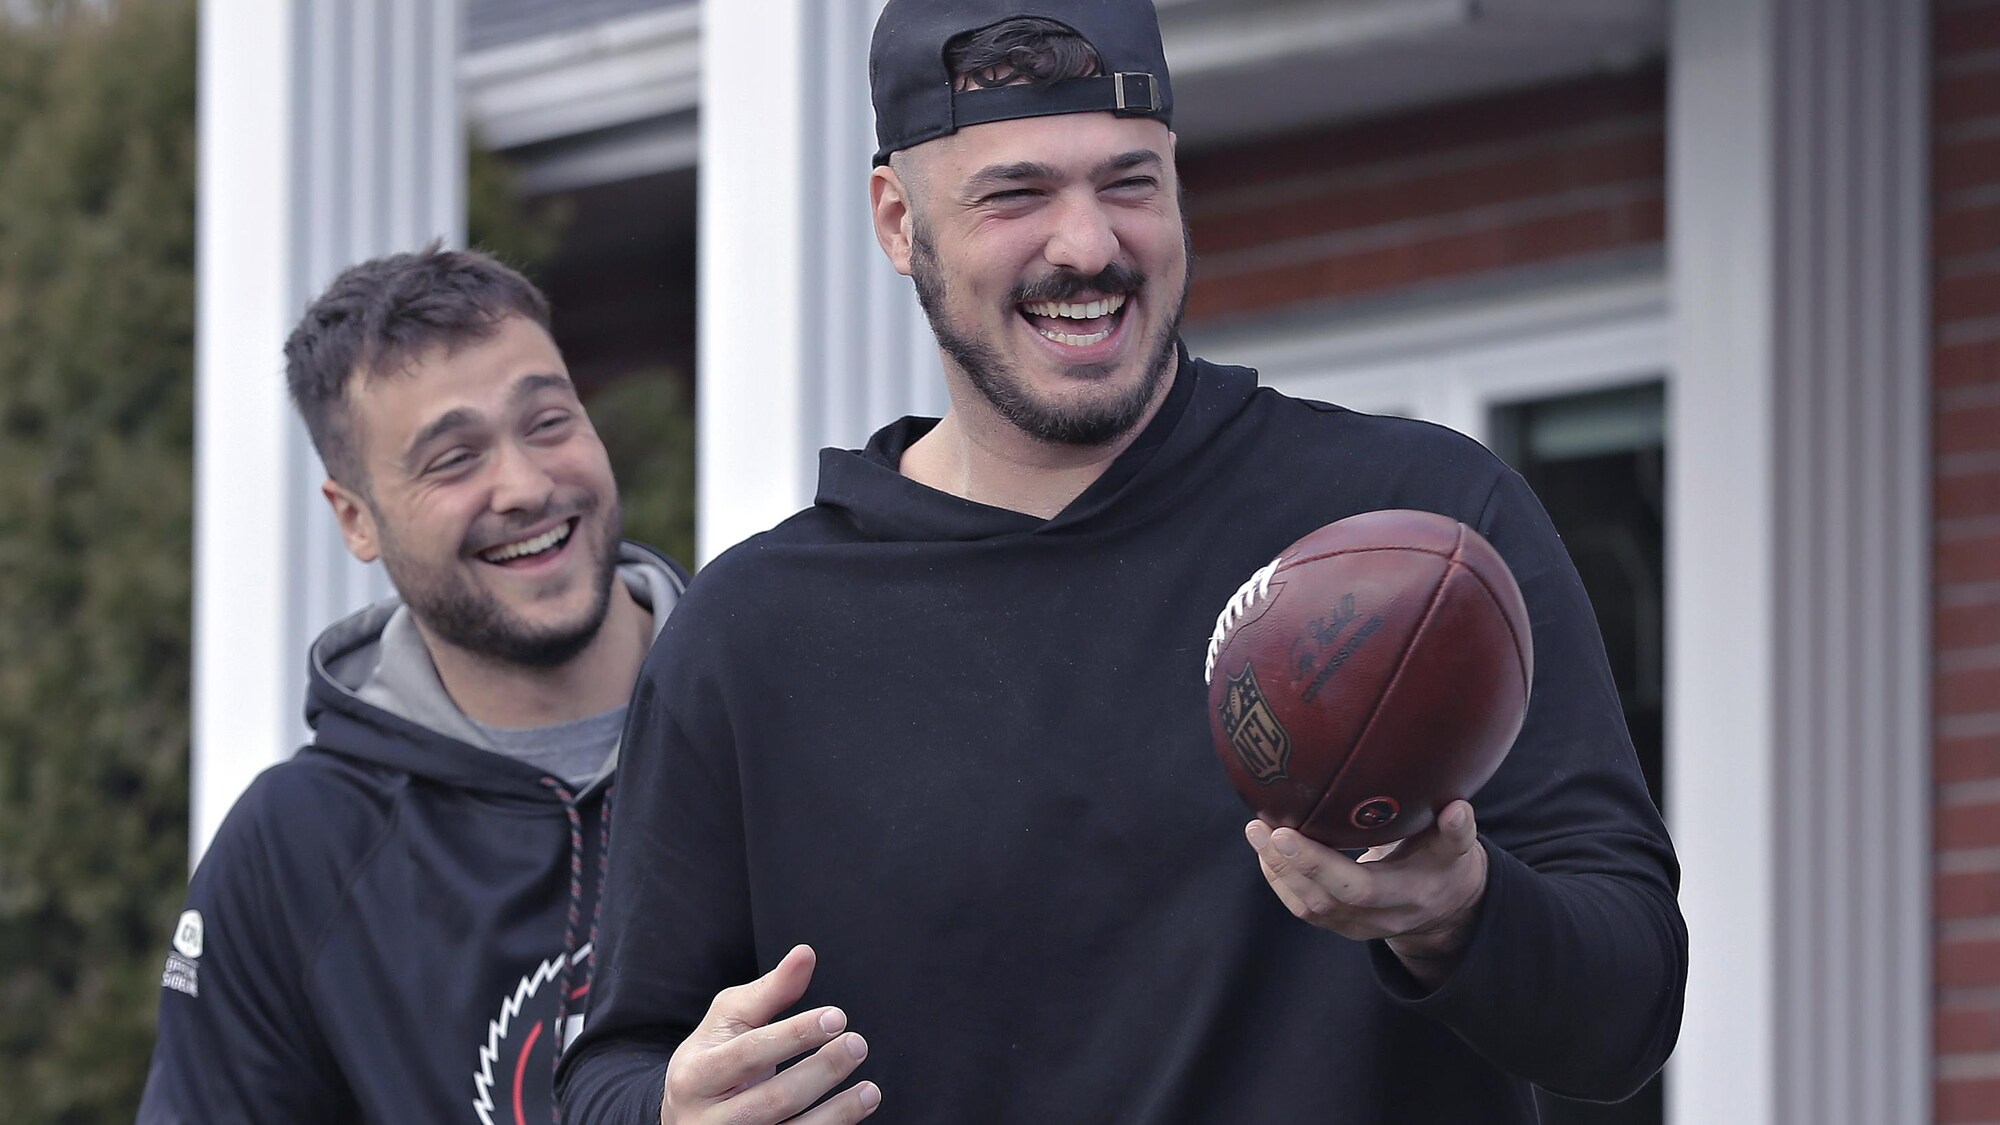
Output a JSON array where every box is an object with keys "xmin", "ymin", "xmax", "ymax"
[{"xmin": 869, "ymin": 0, "xmax": 1175, "ymax": 166}]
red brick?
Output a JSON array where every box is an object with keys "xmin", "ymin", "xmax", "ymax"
[
  {"xmin": 1938, "ymin": 202, "xmax": 2000, "ymax": 261},
  {"xmin": 1180, "ymin": 69, "xmax": 1664, "ymax": 193},
  {"xmin": 1940, "ymin": 134, "xmax": 2000, "ymax": 194},
  {"xmin": 1188, "ymin": 203, "xmax": 1648, "ymax": 323},
  {"xmin": 1941, "ymin": 731, "xmax": 2000, "ymax": 784},
  {"xmin": 1941, "ymin": 532, "xmax": 2000, "ymax": 584},
  {"xmin": 1939, "ymin": 1074, "xmax": 2000, "ymax": 1121},
  {"xmin": 1942, "ymin": 403, "xmax": 2000, "ymax": 456},
  {"xmin": 1938, "ymin": 66, "xmax": 2000, "ymax": 128},
  {"xmin": 1940, "ymin": 870, "xmax": 2000, "ymax": 917},
  {"xmin": 1939, "ymin": 1003, "xmax": 2000, "ymax": 1053},
  {"xmin": 1938, "ymin": 469, "xmax": 2000, "ymax": 519},
  {"xmin": 1941, "ymin": 601, "xmax": 2000, "ymax": 651},
  {"xmin": 1940, "ymin": 271, "xmax": 2000, "ymax": 324},
  {"xmin": 1190, "ymin": 228, "xmax": 1489, "ymax": 320},
  {"xmin": 1939, "ymin": 933, "xmax": 2000, "ymax": 987},
  {"xmin": 1939, "ymin": 339, "xmax": 2000, "ymax": 389},
  {"xmin": 1942, "ymin": 665, "xmax": 2000, "ymax": 717},
  {"xmin": 1939, "ymin": 800, "xmax": 2000, "ymax": 849},
  {"xmin": 1628, "ymin": 197, "xmax": 1667, "ymax": 242},
  {"xmin": 1501, "ymin": 202, "xmax": 1633, "ymax": 261},
  {"xmin": 1193, "ymin": 132, "xmax": 1663, "ymax": 256},
  {"xmin": 1941, "ymin": 4, "xmax": 2000, "ymax": 61}
]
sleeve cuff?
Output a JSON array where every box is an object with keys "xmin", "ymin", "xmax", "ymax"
[{"xmin": 1368, "ymin": 835, "xmax": 1521, "ymax": 1008}]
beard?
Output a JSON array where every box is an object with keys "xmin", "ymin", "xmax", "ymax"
[
  {"xmin": 374, "ymin": 493, "xmax": 624, "ymax": 669},
  {"xmin": 908, "ymin": 216, "xmax": 1188, "ymax": 447}
]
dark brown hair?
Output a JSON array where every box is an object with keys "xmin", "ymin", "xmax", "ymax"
[
  {"xmin": 943, "ymin": 16, "xmax": 1102, "ymax": 90},
  {"xmin": 283, "ymin": 242, "xmax": 551, "ymax": 487}
]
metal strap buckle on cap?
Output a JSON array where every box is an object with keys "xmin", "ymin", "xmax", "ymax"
[
  {"xmin": 950, "ymin": 72, "xmax": 1166, "ymax": 132},
  {"xmin": 1112, "ymin": 72, "xmax": 1160, "ymax": 115}
]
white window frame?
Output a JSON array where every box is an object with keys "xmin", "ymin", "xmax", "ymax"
[{"xmin": 1191, "ymin": 273, "xmax": 1669, "ymax": 446}]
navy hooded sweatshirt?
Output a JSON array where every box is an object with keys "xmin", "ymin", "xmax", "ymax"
[
  {"xmin": 558, "ymin": 355, "xmax": 1687, "ymax": 1123},
  {"xmin": 138, "ymin": 544, "xmax": 685, "ymax": 1125}
]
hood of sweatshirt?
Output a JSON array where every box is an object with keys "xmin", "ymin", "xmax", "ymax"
[
  {"xmin": 812, "ymin": 345, "xmax": 1263, "ymax": 543},
  {"xmin": 302, "ymin": 540, "xmax": 686, "ymax": 797}
]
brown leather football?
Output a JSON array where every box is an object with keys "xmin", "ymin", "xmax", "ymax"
[{"xmin": 1203, "ymin": 509, "xmax": 1533, "ymax": 848}]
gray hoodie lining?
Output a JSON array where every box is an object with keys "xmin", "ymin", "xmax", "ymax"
[{"xmin": 317, "ymin": 545, "xmax": 681, "ymax": 789}]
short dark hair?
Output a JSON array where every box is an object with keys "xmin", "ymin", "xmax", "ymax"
[
  {"xmin": 943, "ymin": 16, "xmax": 1103, "ymax": 91},
  {"xmin": 283, "ymin": 242, "xmax": 551, "ymax": 487}
]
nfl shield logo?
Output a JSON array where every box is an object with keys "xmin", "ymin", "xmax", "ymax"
[{"xmin": 1220, "ymin": 663, "xmax": 1292, "ymax": 783}]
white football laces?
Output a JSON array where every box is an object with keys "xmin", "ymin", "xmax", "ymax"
[{"xmin": 1204, "ymin": 556, "xmax": 1283, "ymax": 685}]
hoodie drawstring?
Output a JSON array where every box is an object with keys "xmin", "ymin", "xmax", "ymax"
[{"xmin": 540, "ymin": 777, "xmax": 614, "ymax": 1123}]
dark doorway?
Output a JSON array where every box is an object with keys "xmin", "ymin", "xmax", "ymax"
[{"xmin": 1490, "ymin": 380, "xmax": 1667, "ymax": 1125}]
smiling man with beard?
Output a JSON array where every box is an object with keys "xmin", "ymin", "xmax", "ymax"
[
  {"xmin": 559, "ymin": 3, "xmax": 1685, "ymax": 1123},
  {"xmin": 138, "ymin": 245, "xmax": 689, "ymax": 1124}
]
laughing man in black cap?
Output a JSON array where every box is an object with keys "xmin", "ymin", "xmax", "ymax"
[{"xmin": 559, "ymin": 3, "xmax": 1686, "ymax": 1122}]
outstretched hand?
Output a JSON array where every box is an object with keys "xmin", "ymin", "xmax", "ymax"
[
  {"xmin": 659, "ymin": 945, "xmax": 881, "ymax": 1125},
  {"xmin": 1245, "ymin": 800, "xmax": 1488, "ymax": 988}
]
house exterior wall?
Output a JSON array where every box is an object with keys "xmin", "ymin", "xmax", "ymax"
[
  {"xmin": 1177, "ymin": 69, "xmax": 1666, "ymax": 326},
  {"xmin": 1935, "ymin": 2, "xmax": 2000, "ymax": 1121}
]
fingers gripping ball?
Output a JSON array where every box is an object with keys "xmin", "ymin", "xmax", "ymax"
[{"xmin": 1203, "ymin": 509, "xmax": 1533, "ymax": 849}]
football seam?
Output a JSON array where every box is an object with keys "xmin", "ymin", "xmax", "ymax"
[
  {"xmin": 1449, "ymin": 554, "xmax": 1533, "ymax": 698},
  {"xmin": 1285, "ymin": 539, "xmax": 1530, "ymax": 693},
  {"xmin": 1298, "ymin": 527, "xmax": 1463, "ymax": 837},
  {"xmin": 1280, "ymin": 544, "xmax": 1460, "ymax": 571}
]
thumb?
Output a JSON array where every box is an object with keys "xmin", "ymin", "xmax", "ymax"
[
  {"xmin": 703, "ymin": 944, "xmax": 817, "ymax": 1037},
  {"xmin": 1438, "ymin": 800, "xmax": 1478, "ymax": 853}
]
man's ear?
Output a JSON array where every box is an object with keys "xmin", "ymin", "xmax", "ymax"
[
  {"xmin": 322, "ymin": 478, "xmax": 382, "ymax": 564},
  {"xmin": 870, "ymin": 164, "xmax": 915, "ymax": 277}
]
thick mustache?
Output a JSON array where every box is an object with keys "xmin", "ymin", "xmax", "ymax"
[{"xmin": 1012, "ymin": 263, "xmax": 1145, "ymax": 305}]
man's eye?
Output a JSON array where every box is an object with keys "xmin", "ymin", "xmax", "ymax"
[
  {"xmin": 985, "ymin": 189, "xmax": 1039, "ymax": 204},
  {"xmin": 533, "ymin": 413, "xmax": 570, "ymax": 433},
  {"xmin": 426, "ymin": 451, "xmax": 473, "ymax": 474},
  {"xmin": 1108, "ymin": 177, "xmax": 1156, "ymax": 192}
]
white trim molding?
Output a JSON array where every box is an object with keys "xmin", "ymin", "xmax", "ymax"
[
  {"xmin": 698, "ymin": 0, "xmax": 941, "ymax": 563},
  {"xmin": 460, "ymin": 5, "xmax": 700, "ymax": 191},
  {"xmin": 195, "ymin": 0, "xmax": 297, "ymax": 870},
  {"xmin": 460, "ymin": 6, "xmax": 699, "ymax": 151},
  {"xmin": 1668, "ymin": 1, "xmax": 1930, "ymax": 1123},
  {"xmin": 194, "ymin": 0, "xmax": 464, "ymax": 862},
  {"xmin": 1196, "ymin": 272, "xmax": 1669, "ymax": 428}
]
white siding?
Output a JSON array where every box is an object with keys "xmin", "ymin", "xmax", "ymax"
[{"xmin": 193, "ymin": 0, "xmax": 464, "ymax": 861}]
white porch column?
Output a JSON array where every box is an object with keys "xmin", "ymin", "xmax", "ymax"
[
  {"xmin": 698, "ymin": 0, "xmax": 941, "ymax": 562},
  {"xmin": 193, "ymin": 0, "xmax": 464, "ymax": 861},
  {"xmin": 1667, "ymin": 1, "xmax": 1929, "ymax": 1122}
]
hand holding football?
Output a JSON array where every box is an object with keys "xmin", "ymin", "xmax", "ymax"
[{"xmin": 1203, "ymin": 509, "xmax": 1532, "ymax": 849}]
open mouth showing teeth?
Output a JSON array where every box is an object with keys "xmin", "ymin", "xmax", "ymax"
[
  {"xmin": 1019, "ymin": 294, "xmax": 1127, "ymax": 348},
  {"xmin": 479, "ymin": 519, "xmax": 574, "ymax": 564}
]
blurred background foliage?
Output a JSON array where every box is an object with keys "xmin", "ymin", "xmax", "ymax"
[
  {"xmin": 0, "ymin": 2, "xmax": 691, "ymax": 1118},
  {"xmin": 0, "ymin": 1, "xmax": 197, "ymax": 1117},
  {"xmin": 590, "ymin": 368, "xmax": 697, "ymax": 569}
]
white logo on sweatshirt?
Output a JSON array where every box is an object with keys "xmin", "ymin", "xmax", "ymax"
[
  {"xmin": 472, "ymin": 943, "xmax": 591, "ymax": 1125},
  {"xmin": 161, "ymin": 910, "xmax": 203, "ymax": 998},
  {"xmin": 172, "ymin": 910, "xmax": 204, "ymax": 958}
]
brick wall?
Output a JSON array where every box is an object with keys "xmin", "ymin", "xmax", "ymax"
[
  {"xmin": 1177, "ymin": 68, "xmax": 1665, "ymax": 327},
  {"xmin": 1938, "ymin": 2, "xmax": 2000, "ymax": 1121}
]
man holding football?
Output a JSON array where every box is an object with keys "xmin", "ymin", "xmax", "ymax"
[{"xmin": 559, "ymin": 3, "xmax": 1685, "ymax": 1122}]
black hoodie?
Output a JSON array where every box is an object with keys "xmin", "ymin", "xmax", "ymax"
[
  {"xmin": 138, "ymin": 544, "xmax": 685, "ymax": 1125},
  {"xmin": 559, "ymin": 356, "xmax": 1687, "ymax": 1123}
]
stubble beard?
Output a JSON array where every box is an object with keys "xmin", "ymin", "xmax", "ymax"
[
  {"xmin": 374, "ymin": 493, "xmax": 625, "ymax": 670},
  {"xmin": 908, "ymin": 217, "xmax": 1189, "ymax": 448}
]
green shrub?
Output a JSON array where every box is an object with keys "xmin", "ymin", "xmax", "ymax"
[{"xmin": 0, "ymin": 2, "xmax": 196, "ymax": 1119}]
